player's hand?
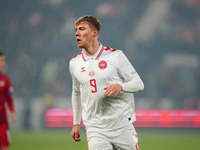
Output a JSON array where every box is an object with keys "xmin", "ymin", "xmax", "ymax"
[
  {"xmin": 104, "ymin": 84, "xmax": 122, "ymax": 97},
  {"xmin": 10, "ymin": 111, "xmax": 16, "ymax": 123},
  {"xmin": 71, "ymin": 124, "xmax": 81, "ymax": 142}
]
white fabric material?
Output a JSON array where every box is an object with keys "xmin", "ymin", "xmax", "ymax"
[
  {"xmin": 87, "ymin": 124, "xmax": 139, "ymax": 150},
  {"xmin": 69, "ymin": 44, "xmax": 144, "ymax": 131}
]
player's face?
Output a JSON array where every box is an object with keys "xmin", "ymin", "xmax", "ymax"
[
  {"xmin": 0, "ymin": 56, "xmax": 5, "ymax": 72},
  {"xmin": 75, "ymin": 22, "xmax": 96, "ymax": 48}
]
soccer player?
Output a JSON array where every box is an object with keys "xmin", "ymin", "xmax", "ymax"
[
  {"xmin": 69, "ymin": 16, "xmax": 144, "ymax": 150},
  {"xmin": 0, "ymin": 52, "xmax": 15, "ymax": 150}
]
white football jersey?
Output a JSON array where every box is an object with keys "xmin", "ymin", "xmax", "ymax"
[{"xmin": 69, "ymin": 44, "xmax": 144, "ymax": 132}]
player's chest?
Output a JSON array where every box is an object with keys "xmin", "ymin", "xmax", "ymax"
[{"xmin": 74, "ymin": 59, "xmax": 117, "ymax": 84}]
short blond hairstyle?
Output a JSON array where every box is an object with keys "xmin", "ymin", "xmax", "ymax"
[{"xmin": 75, "ymin": 15, "xmax": 101, "ymax": 31}]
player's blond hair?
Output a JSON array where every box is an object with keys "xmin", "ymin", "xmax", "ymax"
[{"xmin": 75, "ymin": 15, "xmax": 101, "ymax": 31}]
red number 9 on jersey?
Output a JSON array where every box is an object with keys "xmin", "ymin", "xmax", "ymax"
[{"xmin": 90, "ymin": 79, "xmax": 97, "ymax": 93}]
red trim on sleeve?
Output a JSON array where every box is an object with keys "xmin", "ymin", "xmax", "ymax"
[
  {"xmin": 105, "ymin": 47, "xmax": 110, "ymax": 51},
  {"xmin": 105, "ymin": 47, "xmax": 116, "ymax": 52}
]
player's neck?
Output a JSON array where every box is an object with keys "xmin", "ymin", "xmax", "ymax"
[{"xmin": 83, "ymin": 41, "xmax": 100, "ymax": 57}]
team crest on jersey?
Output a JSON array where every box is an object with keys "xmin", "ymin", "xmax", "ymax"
[
  {"xmin": 98, "ymin": 60, "xmax": 107, "ymax": 69},
  {"xmin": 88, "ymin": 71, "xmax": 95, "ymax": 77},
  {"xmin": 0, "ymin": 81, "xmax": 5, "ymax": 87},
  {"xmin": 81, "ymin": 67, "xmax": 86, "ymax": 72}
]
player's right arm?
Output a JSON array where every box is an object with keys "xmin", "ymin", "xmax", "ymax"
[
  {"xmin": 71, "ymin": 124, "xmax": 81, "ymax": 141},
  {"xmin": 69, "ymin": 61, "xmax": 82, "ymax": 142},
  {"xmin": 6, "ymin": 76, "xmax": 16, "ymax": 123}
]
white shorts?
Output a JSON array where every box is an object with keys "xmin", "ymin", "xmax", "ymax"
[{"xmin": 86, "ymin": 124, "xmax": 139, "ymax": 150}]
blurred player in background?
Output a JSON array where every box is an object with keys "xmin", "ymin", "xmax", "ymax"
[
  {"xmin": 0, "ymin": 52, "xmax": 15, "ymax": 150},
  {"xmin": 69, "ymin": 16, "xmax": 144, "ymax": 150}
]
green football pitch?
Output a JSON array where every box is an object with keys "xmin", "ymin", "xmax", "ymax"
[{"xmin": 11, "ymin": 128, "xmax": 200, "ymax": 150}]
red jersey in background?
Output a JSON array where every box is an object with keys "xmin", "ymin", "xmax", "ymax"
[{"xmin": 0, "ymin": 73, "xmax": 14, "ymax": 123}]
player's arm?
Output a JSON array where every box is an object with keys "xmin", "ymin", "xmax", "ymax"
[
  {"xmin": 69, "ymin": 64, "xmax": 82, "ymax": 142},
  {"xmin": 104, "ymin": 84, "xmax": 122, "ymax": 97},
  {"xmin": 71, "ymin": 124, "xmax": 81, "ymax": 142},
  {"xmin": 6, "ymin": 77, "xmax": 16, "ymax": 123},
  {"xmin": 117, "ymin": 51, "xmax": 144, "ymax": 93},
  {"xmin": 104, "ymin": 51, "xmax": 144, "ymax": 97},
  {"xmin": 120, "ymin": 76, "xmax": 144, "ymax": 93},
  {"xmin": 71, "ymin": 86, "xmax": 81, "ymax": 142}
]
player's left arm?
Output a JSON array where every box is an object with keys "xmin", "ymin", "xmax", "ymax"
[
  {"xmin": 6, "ymin": 77, "xmax": 16, "ymax": 123},
  {"xmin": 104, "ymin": 51, "xmax": 144, "ymax": 97},
  {"xmin": 117, "ymin": 51, "xmax": 144, "ymax": 93},
  {"xmin": 104, "ymin": 84, "xmax": 122, "ymax": 97}
]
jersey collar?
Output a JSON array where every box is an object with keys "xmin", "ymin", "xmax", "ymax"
[{"xmin": 81, "ymin": 43, "xmax": 104, "ymax": 61}]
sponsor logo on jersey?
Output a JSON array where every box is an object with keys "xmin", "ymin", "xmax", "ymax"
[
  {"xmin": 98, "ymin": 60, "xmax": 107, "ymax": 69},
  {"xmin": 81, "ymin": 67, "xmax": 86, "ymax": 72},
  {"xmin": 88, "ymin": 71, "xmax": 95, "ymax": 77},
  {"xmin": 0, "ymin": 81, "xmax": 5, "ymax": 87}
]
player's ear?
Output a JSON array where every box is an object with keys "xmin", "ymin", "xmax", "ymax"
[{"xmin": 93, "ymin": 30, "xmax": 98, "ymax": 37}]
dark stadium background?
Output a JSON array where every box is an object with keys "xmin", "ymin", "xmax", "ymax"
[{"xmin": 1, "ymin": 0, "xmax": 200, "ymax": 149}]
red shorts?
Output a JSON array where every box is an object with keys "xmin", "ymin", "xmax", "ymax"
[{"xmin": 0, "ymin": 123, "xmax": 10, "ymax": 147}]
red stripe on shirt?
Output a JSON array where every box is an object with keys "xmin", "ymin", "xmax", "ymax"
[
  {"xmin": 95, "ymin": 46, "xmax": 104, "ymax": 60},
  {"xmin": 79, "ymin": 52, "xmax": 86, "ymax": 62}
]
